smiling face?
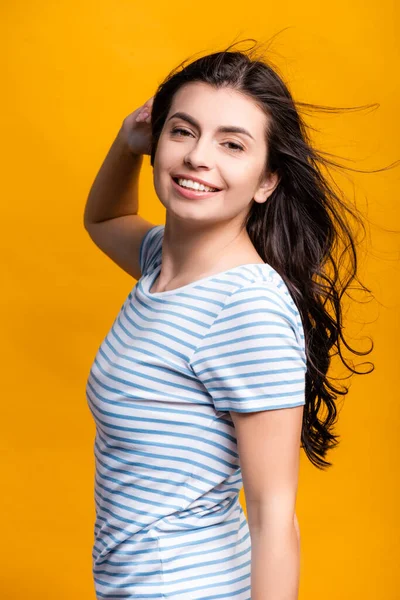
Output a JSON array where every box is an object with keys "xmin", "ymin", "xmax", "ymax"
[{"xmin": 153, "ymin": 82, "xmax": 279, "ymax": 227}]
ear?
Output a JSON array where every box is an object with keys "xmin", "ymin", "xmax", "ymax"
[{"xmin": 253, "ymin": 170, "xmax": 280, "ymax": 204}]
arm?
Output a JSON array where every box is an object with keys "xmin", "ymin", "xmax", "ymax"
[
  {"xmin": 83, "ymin": 127, "xmax": 142, "ymax": 226},
  {"xmin": 84, "ymin": 97, "xmax": 153, "ymax": 226},
  {"xmin": 83, "ymin": 121, "xmax": 154, "ymax": 279},
  {"xmin": 188, "ymin": 279, "xmax": 306, "ymax": 596},
  {"xmin": 230, "ymin": 404, "xmax": 304, "ymax": 600},
  {"xmin": 250, "ymin": 517, "xmax": 300, "ymax": 600}
]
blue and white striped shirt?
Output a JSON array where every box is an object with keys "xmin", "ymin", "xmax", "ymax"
[{"xmin": 86, "ymin": 224, "xmax": 306, "ymax": 599}]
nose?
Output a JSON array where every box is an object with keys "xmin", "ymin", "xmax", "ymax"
[{"xmin": 183, "ymin": 137, "xmax": 214, "ymax": 170}]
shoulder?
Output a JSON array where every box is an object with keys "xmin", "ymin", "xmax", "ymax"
[
  {"xmin": 191, "ymin": 264, "xmax": 306, "ymax": 365},
  {"xmin": 221, "ymin": 264, "xmax": 305, "ymax": 345},
  {"xmin": 189, "ymin": 264, "xmax": 307, "ymax": 414},
  {"xmin": 139, "ymin": 224, "xmax": 165, "ymax": 276}
]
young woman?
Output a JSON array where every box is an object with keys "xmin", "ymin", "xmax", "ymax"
[{"xmin": 84, "ymin": 41, "xmax": 373, "ymax": 600}]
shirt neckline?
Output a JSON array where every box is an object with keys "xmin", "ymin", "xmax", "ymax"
[{"xmin": 142, "ymin": 261, "xmax": 267, "ymax": 298}]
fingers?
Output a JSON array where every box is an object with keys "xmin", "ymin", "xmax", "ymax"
[
  {"xmin": 143, "ymin": 95, "xmax": 154, "ymax": 114},
  {"xmin": 135, "ymin": 96, "xmax": 154, "ymax": 123},
  {"xmin": 135, "ymin": 107, "xmax": 151, "ymax": 122}
]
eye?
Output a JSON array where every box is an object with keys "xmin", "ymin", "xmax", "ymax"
[
  {"xmin": 170, "ymin": 127, "xmax": 245, "ymax": 153},
  {"xmin": 170, "ymin": 127, "xmax": 193, "ymax": 138},
  {"xmin": 225, "ymin": 141, "xmax": 245, "ymax": 152}
]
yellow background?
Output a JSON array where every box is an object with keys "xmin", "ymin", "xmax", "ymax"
[{"xmin": 3, "ymin": 2, "xmax": 399, "ymax": 598}]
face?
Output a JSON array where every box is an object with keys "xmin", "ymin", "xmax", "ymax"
[{"xmin": 153, "ymin": 82, "xmax": 279, "ymax": 226}]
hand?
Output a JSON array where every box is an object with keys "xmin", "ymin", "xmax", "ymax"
[{"xmin": 120, "ymin": 95, "xmax": 154, "ymax": 156}]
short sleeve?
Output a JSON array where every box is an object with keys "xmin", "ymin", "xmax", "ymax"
[
  {"xmin": 189, "ymin": 282, "xmax": 307, "ymax": 413},
  {"xmin": 139, "ymin": 224, "xmax": 164, "ymax": 277}
]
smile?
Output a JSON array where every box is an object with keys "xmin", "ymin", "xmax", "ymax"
[
  {"xmin": 171, "ymin": 176, "xmax": 223, "ymax": 199},
  {"xmin": 173, "ymin": 177, "xmax": 219, "ymax": 192}
]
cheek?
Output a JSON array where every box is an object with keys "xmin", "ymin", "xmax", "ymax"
[
  {"xmin": 155, "ymin": 146, "xmax": 183, "ymax": 183},
  {"xmin": 227, "ymin": 169, "xmax": 257, "ymax": 193},
  {"xmin": 153, "ymin": 145, "xmax": 173, "ymax": 182},
  {"xmin": 238, "ymin": 163, "xmax": 264, "ymax": 187},
  {"xmin": 154, "ymin": 142, "xmax": 169, "ymax": 167}
]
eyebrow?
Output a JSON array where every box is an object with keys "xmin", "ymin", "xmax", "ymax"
[{"xmin": 167, "ymin": 111, "xmax": 255, "ymax": 141}]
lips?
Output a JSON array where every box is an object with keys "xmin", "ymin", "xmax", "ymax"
[
  {"xmin": 171, "ymin": 176, "xmax": 222, "ymax": 199},
  {"xmin": 172, "ymin": 174, "xmax": 222, "ymax": 191}
]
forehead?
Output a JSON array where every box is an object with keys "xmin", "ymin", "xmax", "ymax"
[{"xmin": 168, "ymin": 82, "xmax": 267, "ymax": 135}]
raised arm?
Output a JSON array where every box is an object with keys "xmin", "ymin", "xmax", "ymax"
[{"xmin": 83, "ymin": 99, "xmax": 155, "ymax": 280}]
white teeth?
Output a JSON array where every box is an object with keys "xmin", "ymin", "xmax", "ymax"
[{"xmin": 177, "ymin": 178, "xmax": 218, "ymax": 192}]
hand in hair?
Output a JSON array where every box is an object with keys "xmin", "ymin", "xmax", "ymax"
[{"xmin": 121, "ymin": 95, "xmax": 154, "ymax": 157}]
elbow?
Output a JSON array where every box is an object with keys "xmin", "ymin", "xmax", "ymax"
[{"xmin": 248, "ymin": 511, "xmax": 300, "ymax": 539}]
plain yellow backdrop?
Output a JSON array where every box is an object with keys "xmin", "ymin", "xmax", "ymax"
[{"xmin": 3, "ymin": 1, "xmax": 399, "ymax": 598}]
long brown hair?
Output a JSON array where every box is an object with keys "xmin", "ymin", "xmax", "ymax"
[{"xmin": 147, "ymin": 38, "xmax": 398, "ymax": 469}]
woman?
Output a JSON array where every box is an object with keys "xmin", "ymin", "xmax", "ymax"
[{"xmin": 84, "ymin": 41, "xmax": 373, "ymax": 600}]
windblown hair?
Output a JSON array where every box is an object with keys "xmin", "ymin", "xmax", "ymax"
[{"xmin": 147, "ymin": 38, "xmax": 394, "ymax": 469}]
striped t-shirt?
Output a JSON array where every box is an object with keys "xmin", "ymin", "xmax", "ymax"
[{"xmin": 86, "ymin": 223, "xmax": 306, "ymax": 599}]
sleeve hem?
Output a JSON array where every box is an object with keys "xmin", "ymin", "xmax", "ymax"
[{"xmin": 217, "ymin": 399, "xmax": 306, "ymax": 413}]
